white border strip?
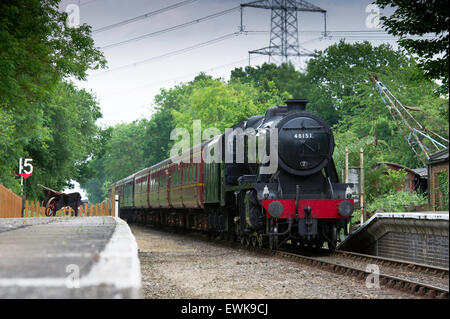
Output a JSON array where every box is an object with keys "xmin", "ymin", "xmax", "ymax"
[{"xmin": 367, "ymin": 211, "xmax": 449, "ymax": 224}]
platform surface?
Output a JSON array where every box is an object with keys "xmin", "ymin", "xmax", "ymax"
[{"xmin": 0, "ymin": 216, "xmax": 141, "ymax": 298}]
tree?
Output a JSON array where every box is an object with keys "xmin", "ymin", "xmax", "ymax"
[
  {"xmin": 25, "ymin": 81, "xmax": 103, "ymax": 199},
  {"xmin": 103, "ymin": 120, "xmax": 149, "ymax": 183},
  {"xmin": 172, "ymin": 76, "xmax": 287, "ymax": 138},
  {"xmin": 0, "ymin": 0, "xmax": 106, "ymax": 196},
  {"xmin": 79, "ymin": 127, "xmax": 113, "ymax": 203},
  {"xmin": 306, "ymin": 41, "xmax": 412, "ymax": 124},
  {"xmin": 375, "ymin": 0, "xmax": 449, "ymax": 97}
]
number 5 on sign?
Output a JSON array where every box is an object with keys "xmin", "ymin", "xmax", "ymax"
[{"xmin": 19, "ymin": 158, "xmax": 33, "ymax": 184}]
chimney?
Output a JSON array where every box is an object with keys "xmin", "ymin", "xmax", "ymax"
[{"xmin": 286, "ymin": 99, "xmax": 308, "ymax": 112}]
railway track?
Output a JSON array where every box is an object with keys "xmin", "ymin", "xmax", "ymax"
[
  {"xmin": 271, "ymin": 249, "xmax": 449, "ymax": 299},
  {"xmin": 135, "ymin": 224, "xmax": 449, "ymax": 299},
  {"xmin": 333, "ymin": 250, "xmax": 449, "ymax": 279},
  {"xmin": 222, "ymin": 236, "xmax": 449, "ymax": 299}
]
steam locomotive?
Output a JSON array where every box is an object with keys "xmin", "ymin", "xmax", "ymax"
[{"xmin": 109, "ymin": 99, "xmax": 354, "ymax": 250}]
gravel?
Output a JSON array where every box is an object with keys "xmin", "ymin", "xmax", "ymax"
[{"xmin": 131, "ymin": 225, "xmax": 420, "ymax": 299}]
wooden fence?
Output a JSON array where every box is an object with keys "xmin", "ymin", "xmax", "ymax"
[
  {"xmin": 23, "ymin": 201, "xmax": 113, "ymax": 217},
  {"xmin": 0, "ymin": 184, "xmax": 22, "ymax": 218},
  {"xmin": 1, "ymin": 183, "xmax": 114, "ymax": 218}
]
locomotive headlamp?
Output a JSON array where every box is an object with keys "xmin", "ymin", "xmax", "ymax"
[
  {"xmin": 263, "ymin": 185, "xmax": 269, "ymax": 199},
  {"xmin": 338, "ymin": 201, "xmax": 354, "ymax": 217},
  {"xmin": 268, "ymin": 201, "xmax": 284, "ymax": 218},
  {"xmin": 345, "ymin": 186, "xmax": 353, "ymax": 199}
]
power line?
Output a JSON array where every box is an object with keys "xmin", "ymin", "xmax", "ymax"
[
  {"xmin": 102, "ymin": 55, "xmax": 268, "ymax": 98},
  {"xmin": 100, "ymin": 37, "xmax": 321, "ymax": 97},
  {"xmin": 100, "ymin": 6, "xmax": 241, "ymax": 49},
  {"xmin": 91, "ymin": 32, "xmax": 245, "ymax": 76},
  {"xmin": 79, "ymin": 0, "xmax": 100, "ymax": 6},
  {"xmin": 92, "ymin": 0, "xmax": 199, "ymax": 34}
]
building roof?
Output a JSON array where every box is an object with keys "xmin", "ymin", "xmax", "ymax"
[
  {"xmin": 428, "ymin": 148, "xmax": 449, "ymax": 165},
  {"xmin": 411, "ymin": 167, "xmax": 428, "ymax": 178},
  {"xmin": 376, "ymin": 162, "xmax": 419, "ymax": 177}
]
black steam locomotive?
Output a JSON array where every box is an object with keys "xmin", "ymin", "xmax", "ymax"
[{"xmin": 110, "ymin": 99, "xmax": 354, "ymax": 250}]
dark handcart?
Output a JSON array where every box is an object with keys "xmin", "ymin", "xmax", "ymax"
[{"xmin": 37, "ymin": 184, "xmax": 82, "ymax": 216}]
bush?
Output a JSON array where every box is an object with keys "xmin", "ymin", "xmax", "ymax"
[
  {"xmin": 437, "ymin": 172, "xmax": 449, "ymax": 210},
  {"xmin": 367, "ymin": 191, "xmax": 427, "ymax": 213}
]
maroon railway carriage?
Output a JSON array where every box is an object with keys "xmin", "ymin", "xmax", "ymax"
[{"xmin": 112, "ymin": 99, "xmax": 354, "ymax": 250}]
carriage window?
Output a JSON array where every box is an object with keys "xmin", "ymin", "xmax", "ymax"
[
  {"xmin": 188, "ymin": 165, "xmax": 191, "ymax": 183},
  {"xmin": 186, "ymin": 167, "xmax": 189, "ymax": 183}
]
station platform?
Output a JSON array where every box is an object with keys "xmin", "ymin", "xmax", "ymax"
[
  {"xmin": 0, "ymin": 216, "xmax": 141, "ymax": 298},
  {"xmin": 338, "ymin": 212, "xmax": 449, "ymax": 268}
]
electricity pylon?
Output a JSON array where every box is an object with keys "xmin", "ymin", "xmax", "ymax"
[{"xmin": 241, "ymin": 0, "xmax": 326, "ymax": 64}]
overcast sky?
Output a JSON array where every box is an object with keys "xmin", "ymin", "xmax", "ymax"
[
  {"xmin": 57, "ymin": 0, "xmax": 399, "ymax": 127},
  {"xmin": 58, "ymin": 0, "xmax": 399, "ymax": 196}
]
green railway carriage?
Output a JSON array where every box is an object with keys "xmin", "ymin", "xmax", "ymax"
[
  {"xmin": 134, "ymin": 168, "xmax": 150, "ymax": 209},
  {"xmin": 116, "ymin": 174, "xmax": 135, "ymax": 209}
]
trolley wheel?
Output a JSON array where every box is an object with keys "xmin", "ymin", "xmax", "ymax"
[{"xmin": 45, "ymin": 197, "xmax": 57, "ymax": 217}]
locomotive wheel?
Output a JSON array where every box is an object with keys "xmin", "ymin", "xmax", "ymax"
[
  {"xmin": 251, "ymin": 236, "xmax": 257, "ymax": 247},
  {"xmin": 269, "ymin": 235, "xmax": 278, "ymax": 250},
  {"xmin": 327, "ymin": 226, "xmax": 338, "ymax": 251},
  {"xmin": 257, "ymin": 234, "xmax": 266, "ymax": 248},
  {"xmin": 45, "ymin": 197, "xmax": 57, "ymax": 217}
]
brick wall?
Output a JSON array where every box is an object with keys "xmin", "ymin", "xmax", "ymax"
[{"xmin": 367, "ymin": 232, "xmax": 449, "ymax": 268}]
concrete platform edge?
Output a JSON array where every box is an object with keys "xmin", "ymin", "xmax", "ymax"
[{"xmin": 80, "ymin": 217, "xmax": 142, "ymax": 298}]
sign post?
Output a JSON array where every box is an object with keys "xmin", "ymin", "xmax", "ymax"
[
  {"xmin": 18, "ymin": 158, "xmax": 33, "ymax": 217},
  {"xmin": 115, "ymin": 195, "xmax": 119, "ymax": 218}
]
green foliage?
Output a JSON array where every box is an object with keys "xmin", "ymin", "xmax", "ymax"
[
  {"xmin": 0, "ymin": 0, "xmax": 106, "ymax": 198},
  {"xmin": 172, "ymin": 77, "xmax": 286, "ymax": 134},
  {"xmin": 103, "ymin": 120, "xmax": 148, "ymax": 182},
  {"xmin": 436, "ymin": 172, "xmax": 449, "ymax": 210},
  {"xmin": 369, "ymin": 168, "xmax": 408, "ymax": 200},
  {"xmin": 325, "ymin": 42, "xmax": 448, "ymax": 169},
  {"xmin": 375, "ymin": 0, "xmax": 449, "ymax": 98},
  {"xmin": 367, "ymin": 191, "xmax": 427, "ymax": 213},
  {"xmin": 80, "ymin": 121, "xmax": 150, "ymax": 204}
]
